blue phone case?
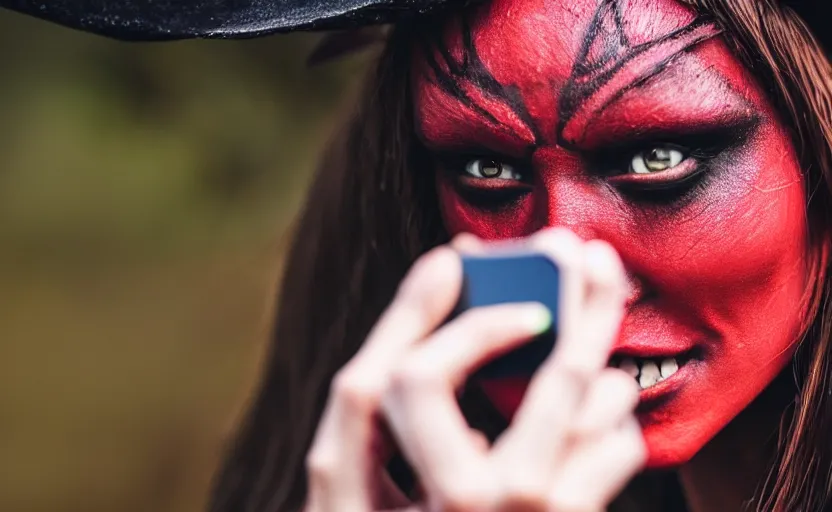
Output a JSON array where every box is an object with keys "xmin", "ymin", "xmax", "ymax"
[
  {"xmin": 454, "ymin": 252, "xmax": 560, "ymax": 378},
  {"xmin": 385, "ymin": 252, "xmax": 560, "ymax": 497}
]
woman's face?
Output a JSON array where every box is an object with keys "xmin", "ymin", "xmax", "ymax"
[{"xmin": 411, "ymin": 0, "xmax": 811, "ymax": 467}]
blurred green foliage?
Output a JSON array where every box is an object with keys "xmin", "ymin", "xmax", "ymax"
[{"xmin": 0, "ymin": 10, "xmax": 370, "ymax": 512}]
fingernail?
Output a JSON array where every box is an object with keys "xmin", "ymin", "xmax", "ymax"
[{"xmin": 523, "ymin": 303, "xmax": 553, "ymax": 334}]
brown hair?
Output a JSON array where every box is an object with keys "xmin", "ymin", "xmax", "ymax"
[
  {"xmin": 684, "ymin": 1, "xmax": 832, "ymax": 510},
  {"xmin": 207, "ymin": 1, "xmax": 832, "ymax": 511}
]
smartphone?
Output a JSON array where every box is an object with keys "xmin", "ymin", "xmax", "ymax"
[
  {"xmin": 455, "ymin": 252, "xmax": 560, "ymax": 378},
  {"xmin": 386, "ymin": 251, "xmax": 561, "ymax": 498}
]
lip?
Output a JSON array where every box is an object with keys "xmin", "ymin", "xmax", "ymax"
[
  {"xmin": 612, "ymin": 340, "xmax": 696, "ymax": 360},
  {"xmin": 475, "ymin": 353, "xmax": 699, "ymax": 419}
]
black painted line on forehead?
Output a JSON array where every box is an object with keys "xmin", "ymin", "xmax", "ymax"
[
  {"xmin": 589, "ymin": 36, "xmax": 732, "ymax": 138},
  {"xmin": 418, "ymin": 13, "xmax": 543, "ymax": 148},
  {"xmin": 557, "ymin": 0, "xmax": 722, "ymax": 149}
]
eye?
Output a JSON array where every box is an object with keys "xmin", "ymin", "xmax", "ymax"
[
  {"xmin": 465, "ymin": 158, "xmax": 522, "ymax": 181},
  {"xmin": 629, "ymin": 147, "xmax": 685, "ymax": 174},
  {"xmin": 444, "ymin": 154, "xmax": 532, "ymax": 210},
  {"xmin": 604, "ymin": 142, "xmax": 708, "ymax": 202}
]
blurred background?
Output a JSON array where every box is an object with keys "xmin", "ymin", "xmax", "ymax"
[{"xmin": 0, "ymin": 10, "xmax": 371, "ymax": 512}]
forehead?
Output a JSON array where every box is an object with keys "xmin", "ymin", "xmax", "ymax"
[
  {"xmin": 452, "ymin": 0, "xmax": 697, "ymax": 82},
  {"xmin": 411, "ymin": 0, "xmax": 728, "ymax": 148}
]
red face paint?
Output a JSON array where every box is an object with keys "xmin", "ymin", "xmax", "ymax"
[{"xmin": 412, "ymin": 0, "xmax": 811, "ymax": 468}]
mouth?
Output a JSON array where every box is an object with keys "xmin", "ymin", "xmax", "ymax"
[{"xmin": 608, "ymin": 350, "xmax": 697, "ymax": 393}]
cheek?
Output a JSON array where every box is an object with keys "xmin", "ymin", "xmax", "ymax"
[
  {"xmin": 437, "ymin": 174, "xmax": 538, "ymax": 239},
  {"xmin": 632, "ymin": 125, "xmax": 810, "ymax": 466},
  {"xmin": 636, "ymin": 126, "xmax": 807, "ymax": 337}
]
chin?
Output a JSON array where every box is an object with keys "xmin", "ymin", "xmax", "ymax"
[
  {"xmin": 641, "ymin": 426, "xmax": 705, "ymax": 469},
  {"xmin": 635, "ymin": 349, "xmax": 799, "ymax": 470},
  {"xmin": 637, "ymin": 385, "xmax": 771, "ymax": 469}
]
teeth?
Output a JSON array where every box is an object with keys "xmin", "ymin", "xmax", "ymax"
[
  {"xmin": 660, "ymin": 358, "xmax": 679, "ymax": 379},
  {"xmin": 638, "ymin": 361, "xmax": 661, "ymax": 389},
  {"xmin": 611, "ymin": 356, "xmax": 684, "ymax": 390}
]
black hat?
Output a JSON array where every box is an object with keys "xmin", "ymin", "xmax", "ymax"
[
  {"xmin": 0, "ymin": 0, "xmax": 462, "ymax": 41},
  {"xmin": 0, "ymin": 0, "xmax": 829, "ymax": 70},
  {"xmin": 0, "ymin": 1, "xmax": 827, "ymax": 47}
]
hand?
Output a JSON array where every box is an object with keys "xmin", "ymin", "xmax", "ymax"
[{"xmin": 304, "ymin": 228, "xmax": 646, "ymax": 512}]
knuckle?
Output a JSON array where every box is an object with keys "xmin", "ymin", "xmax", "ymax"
[
  {"xmin": 548, "ymin": 492, "xmax": 597, "ymax": 512},
  {"xmin": 538, "ymin": 226, "xmax": 582, "ymax": 244},
  {"xmin": 453, "ymin": 307, "xmax": 492, "ymax": 331},
  {"xmin": 583, "ymin": 241, "xmax": 627, "ymax": 289},
  {"xmin": 533, "ymin": 228, "xmax": 583, "ymax": 269},
  {"xmin": 584, "ymin": 239, "xmax": 621, "ymax": 263},
  {"xmin": 305, "ymin": 447, "xmax": 337, "ymax": 484},
  {"xmin": 631, "ymin": 442, "xmax": 648, "ymax": 468},
  {"xmin": 388, "ymin": 357, "xmax": 444, "ymax": 392},
  {"xmin": 331, "ymin": 369, "xmax": 381, "ymax": 413},
  {"xmin": 440, "ymin": 479, "xmax": 493, "ymax": 512},
  {"xmin": 497, "ymin": 477, "xmax": 551, "ymax": 512},
  {"xmin": 620, "ymin": 381, "xmax": 641, "ymax": 408},
  {"xmin": 601, "ymin": 369, "xmax": 640, "ymax": 400},
  {"xmin": 400, "ymin": 249, "xmax": 438, "ymax": 290},
  {"xmin": 624, "ymin": 425, "xmax": 649, "ymax": 464},
  {"xmin": 549, "ymin": 481, "xmax": 606, "ymax": 512},
  {"xmin": 452, "ymin": 232, "xmax": 483, "ymax": 249},
  {"xmin": 397, "ymin": 247, "xmax": 457, "ymax": 300},
  {"xmin": 543, "ymin": 359, "xmax": 595, "ymax": 392},
  {"xmin": 608, "ymin": 420, "xmax": 648, "ymax": 469},
  {"xmin": 600, "ymin": 366, "xmax": 633, "ymax": 384}
]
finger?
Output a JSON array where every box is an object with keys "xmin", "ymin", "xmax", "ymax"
[
  {"xmin": 450, "ymin": 232, "xmax": 487, "ymax": 254},
  {"xmin": 469, "ymin": 430, "xmax": 490, "ymax": 452},
  {"xmin": 356, "ymin": 246, "xmax": 463, "ymax": 367},
  {"xmin": 527, "ymin": 228, "xmax": 587, "ymax": 366},
  {"xmin": 406, "ymin": 303, "xmax": 552, "ymax": 390},
  {"xmin": 382, "ymin": 303, "xmax": 551, "ymax": 509},
  {"xmin": 510, "ymin": 236, "xmax": 628, "ymax": 434},
  {"xmin": 492, "ymin": 232, "xmax": 628, "ymax": 495},
  {"xmin": 570, "ymin": 369, "xmax": 640, "ymax": 438},
  {"xmin": 555, "ymin": 240, "xmax": 628, "ymax": 375},
  {"xmin": 306, "ymin": 247, "xmax": 462, "ymax": 511},
  {"xmin": 490, "ymin": 230, "xmax": 588, "ymax": 475},
  {"xmin": 549, "ymin": 419, "xmax": 647, "ymax": 512},
  {"xmin": 376, "ymin": 430, "xmax": 489, "ymax": 510},
  {"xmin": 450, "ymin": 233, "xmax": 531, "ymax": 256}
]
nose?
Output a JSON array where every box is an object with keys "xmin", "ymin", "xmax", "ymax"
[
  {"xmin": 537, "ymin": 178, "xmax": 608, "ymax": 240},
  {"xmin": 533, "ymin": 147, "xmax": 643, "ymax": 302},
  {"xmin": 533, "ymin": 148, "xmax": 614, "ymax": 242}
]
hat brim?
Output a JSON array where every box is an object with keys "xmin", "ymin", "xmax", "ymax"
[
  {"xmin": 0, "ymin": 0, "xmax": 828, "ymax": 57},
  {"xmin": 0, "ymin": 0, "xmax": 454, "ymax": 41}
]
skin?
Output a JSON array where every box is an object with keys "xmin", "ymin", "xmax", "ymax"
[
  {"xmin": 304, "ymin": 233, "xmax": 646, "ymax": 512},
  {"xmin": 412, "ymin": 0, "xmax": 811, "ymax": 469}
]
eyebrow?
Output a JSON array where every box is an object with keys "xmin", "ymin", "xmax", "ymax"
[
  {"xmin": 557, "ymin": 6, "xmax": 722, "ymax": 149},
  {"xmin": 417, "ymin": 1, "xmax": 722, "ymax": 155},
  {"xmin": 575, "ymin": 58, "xmax": 760, "ymax": 151},
  {"xmin": 418, "ymin": 15, "xmax": 544, "ymax": 149}
]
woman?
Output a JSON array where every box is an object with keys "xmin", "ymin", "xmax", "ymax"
[{"xmin": 7, "ymin": 0, "xmax": 831, "ymax": 510}]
